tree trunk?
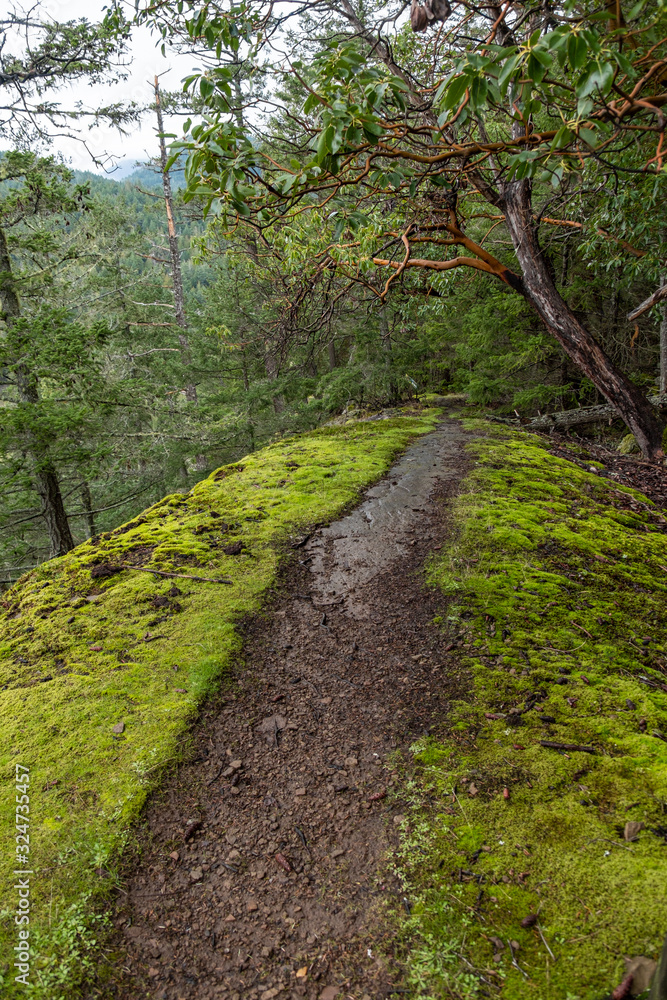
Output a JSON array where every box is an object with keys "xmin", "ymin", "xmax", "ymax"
[
  {"xmin": 14, "ymin": 363, "xmax": 75, "ymax": 557},
  {"xmin": 154, "ymin": 77, "xmax": 197, "ymax": 403},
  {"xmin": 328, "ymin": 340, "xmax": 336, "ymax": 371},
  {"xmin": 80, "ymin": 481, "xmax": 96, "ymax": 539},
  {"xmin": 500, "ymin": 179, "xmax": 665, "ymax": 461},
  {"xmin": 0, "ymin": 225, "xmax": 74, "ymax": 557},
  {"xmin": 33, "ymin": 461, "xmax": 76, "ymax": 556},
  {"xmin": 660, "ymin": 284, "xmax": 667, "ymax": 394},
  {"xmin": 264, "ymin": 346, "xmax": 284, "ymax": 413},
  {"xmin": 379, "ymin": 306, "xmax": 399, "ymax": 403},
  {"xmin": 660, "ymin": 234, "xmax": 667, "ymax": 392}
]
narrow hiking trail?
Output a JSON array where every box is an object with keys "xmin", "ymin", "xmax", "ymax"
[{"xmin": 104, "ymin": 420, "xmax": 471, "ymax": 1000}]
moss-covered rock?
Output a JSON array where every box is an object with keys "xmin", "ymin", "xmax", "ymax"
[
  {"xmin": 618, "ymin": 433, "xmax": 640, "ymax": 455},
  {"xmin": 0, "ymin": 410, "xmax": 438, "ymax": 998},
  {"xmin": 395, "ymin": 422, "xmax": 667, "ymax": 1000}
]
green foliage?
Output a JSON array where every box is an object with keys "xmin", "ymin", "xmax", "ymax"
[
  {"xmin": 0, "ymin": 5, "xmax": 136, "ymax": 144},
  {"xmin": 393, "ymin": 423, "xmax": 667, "ymax": 998},
  {"xmin": 29, "ymin": 900, "xmax": 109, "ymax": 1000},
  {"xmin": 128, "ymin": 0, "xmax": 667, "ymax": 469},
  {"xmin": 143, "ymin": 0, "xmax": 667, "ymax": 229}
]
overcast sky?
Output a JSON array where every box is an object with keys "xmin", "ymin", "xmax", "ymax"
[{"xmin": 35, "ymin": 0, "xmax": 198, "ymax": 177}]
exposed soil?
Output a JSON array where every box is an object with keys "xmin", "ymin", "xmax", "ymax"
[{"xmin": 100, "ymin": 420, "xmax": 472, "ymax": 1000}]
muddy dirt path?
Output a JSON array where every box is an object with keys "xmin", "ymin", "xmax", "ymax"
[{"xmin": 104, "ymin": 419, "xmax": 471, "ymax": 1000}]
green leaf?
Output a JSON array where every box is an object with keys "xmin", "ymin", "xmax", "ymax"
[
  {"xmin": 577, "ymin": 59, "xmax": 614, "ymax": 99},
  {"xmin": 487, "ymin": 81, "xmax": 502, "ymax": 106},
  {"xmin": 550, "ymin": 163, "xmax": 564, "ymax": 188},
  {"xmin": 329, "ymin": 126, "xmax": 344, "ymax": 155},
  {"xmin": 498, "ymin": 54, "xmax": 521, "ymax": 95},
  {"xmin": 434, "ymin": 71, "xmax": 455, "ymax": 104},
  {"xmin": 390, "ymin": 76, "xmax": 410, "ymax": 92},
  {"xmin": 348, "ymin": 210, "xmax": 369, "ymax": 230},
  {"xmin": 361, "ymin": 119, "xmax": 384, "ymax": 138},
  {"xmin": 578, "ymin": 127, "xmax": 597, "ymax": 148},
  {"xmin": 361, "ymin": 121, "xmax": 384, "ymax": 144},
  {"xmin": 614, "ymin": 51, "xmax": 633, "ymax": 74},
  {"xmin": 596, "ymin": 60, "xmax": 615, "ymax": 95},
  {"xmin": 470, "ymin": 76, "xmax": 488, "ymax": 108},
  {"xmin": 543, "ymin": 27, "xmax": 569, "ymax": 52},
  {"xmin": 275, "ymin": 171, "xmax": 298, "ymax": 193},
  {"xmin": 551, "ymin": 125, "xmax": 574, "ymax": 150},
  {"xmin": 530, "ymin": 45, "xmax": 553, "ymax": 68},
  {"xmin": 444, "ymin": 74, "xmax": 469, "ymax": 110},
  {"xmin": 567, "ymin": 34, "xmax": 588, "ymax": 71},
  {"xmin": 577, "ymin": 96, "xmax": 594, "ymax": 117},
  {"xmin": 303, "ymin": 93, "xmax": 321, "ymax": 115},
  {"xmin": 627, "ymin": 0, "xmax": 648, "ymax": 17},
  {"xmin": 526, "ymin": 53, "xmax": 548, "ymax": 84},
  {"xmin": 316, "ymin": 125, "xmax": 334, "ymax": 161}
]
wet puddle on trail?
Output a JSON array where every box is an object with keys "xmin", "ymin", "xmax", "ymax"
[{"xmin": 306, "ymin": 421, "xmax": 466, "ymax": 618}]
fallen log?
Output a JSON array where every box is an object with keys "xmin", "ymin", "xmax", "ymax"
[{"xmin": 494, "ymin": 393, "xmax": 667, "ymax": 432}]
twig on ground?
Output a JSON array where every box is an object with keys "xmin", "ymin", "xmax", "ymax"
[
  {"xmin": 121, "ymin": 564, "xmax": 233, "ymax": 584},
  {"xmin": 539, "ymin": 740, "xmax": 596, "ymax": 754},
  {"xmin": 537, "ymin": 923, "xmax": 556, "ymax": 960},
  {"xmin": 508, "ymin": 939, "xmax": 529, "ymax": 978}
]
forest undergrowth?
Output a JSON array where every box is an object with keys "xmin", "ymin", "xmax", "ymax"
[{"xmin": 394, "ymin": 424, "xmax": 667, "ymax": 1000}]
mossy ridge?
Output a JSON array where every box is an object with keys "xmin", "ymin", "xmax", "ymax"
[
  {"xmin": 0, "ymin": 410, "xmax": 439, "ymax": 998},
  {"xmin": 395, "ymin": 423, "xmax": 667, "ymax": 1000}
]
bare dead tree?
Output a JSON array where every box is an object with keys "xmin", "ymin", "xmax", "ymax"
[{"xmin": 154, "ymin": 75, "xmax": 197, "ymax": 403}]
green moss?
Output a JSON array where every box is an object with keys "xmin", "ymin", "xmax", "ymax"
[
  {"xmin": 395, "ymin": 422, "xmax": 667, "ymax": 1000},
  {"xmin": 0, "ymin": 410, "xmax": 438, "ymax": 998},
  {"xmin": 618, "ymin": 434, "xmax": 640, "ymax": 455}
]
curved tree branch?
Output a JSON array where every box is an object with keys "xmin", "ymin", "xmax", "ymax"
[{"xmin": 628, "ymin": 283, "xmax": 667, "ymax": 321}]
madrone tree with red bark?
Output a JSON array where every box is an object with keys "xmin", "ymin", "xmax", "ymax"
[{"xmin": 140, "ymin": 0, "xmax": 667, "ymax": 459}]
